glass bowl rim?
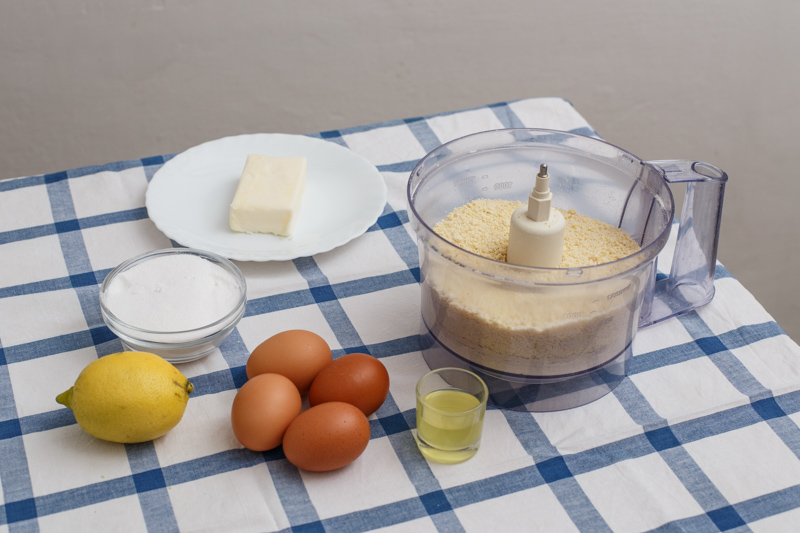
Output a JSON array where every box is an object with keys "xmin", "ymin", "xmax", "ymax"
[{"xmin": 99, "ymin": 247, "xmax": 247, "ymax": 344}]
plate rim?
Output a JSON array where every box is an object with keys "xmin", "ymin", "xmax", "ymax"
[{"xmin": 145, "ymin": 133, "xmax": 387, "ymax": 262}]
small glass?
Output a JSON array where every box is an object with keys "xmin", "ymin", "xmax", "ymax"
[{"xmin": 415, "ymin": 367, "xmax": 489, "ymax": 464}]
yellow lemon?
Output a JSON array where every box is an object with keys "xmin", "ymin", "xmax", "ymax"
[{"xmin": 56, "ymin": 351, "xmax": 194, "ymax": 443}]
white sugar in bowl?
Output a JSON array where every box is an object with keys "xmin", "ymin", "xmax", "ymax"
[{"xmin": 99, "ymin": 248, "xmax": 247, "ymax": 363}]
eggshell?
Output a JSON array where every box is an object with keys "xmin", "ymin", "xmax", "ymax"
[
  {"xmin": 282, "ymin": 402, "xmax": 371, "ymax": 472},
  {"xmin": 308, "ymin": 353, "xmax": 390, "ymax": 416},
  {"xmin": 246, "ymin": 330, "xmax": 332, "ymax": 394},
  {"xmin": 231, "ymin": 373, "xmax": 302, "ymax": 451}
]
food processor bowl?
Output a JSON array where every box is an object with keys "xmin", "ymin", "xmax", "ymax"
[{"xmin": 408, "ymin": 129, "xmax": 726, "ymax": 412}]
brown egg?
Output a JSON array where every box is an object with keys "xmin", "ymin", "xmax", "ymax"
[
  {"xmin": 282, "ymin": 402, "xmax": 371, "ymax": 472},
  {"xmin": 308, "ymin": 353, "xmax": 390, "ymax": 416},
  {"xmin": 246, "ymin": 330, "xmax": 332, "ymax": 394},
  {"xmin": 231, "ymin": 373, "xmax": 302, "ymax": 451}
]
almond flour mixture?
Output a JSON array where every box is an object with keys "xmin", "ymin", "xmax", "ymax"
[
  {"xmin": 424, "ymin": 199, "xmax": 645, "ymax": 377},
  {"xmin": 433, "ymin": 199, "xmax": 641, "ymax": 266}
]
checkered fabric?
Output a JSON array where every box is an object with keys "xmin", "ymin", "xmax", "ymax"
[{"xmin": 2, "ymin": 97, "xmax": 799, "ymax": 532}]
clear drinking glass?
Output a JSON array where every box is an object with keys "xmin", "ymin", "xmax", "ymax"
[{"xmin": 415, "ymin": 368, "xmax": 489, "ymax": 464}]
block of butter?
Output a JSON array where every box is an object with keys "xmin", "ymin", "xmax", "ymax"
[{"xmin": 229, "ymin": 155, "xmax": 307, "ymax": 236}]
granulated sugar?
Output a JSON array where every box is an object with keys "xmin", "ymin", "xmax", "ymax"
[{"xmin": 105, "ymin": 254, "xmax": 241, "ymax": 333}]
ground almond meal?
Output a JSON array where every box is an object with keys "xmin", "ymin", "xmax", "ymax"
[
  {"xmin": 425, "ymin": 198, "xmax": 645, "ymax": 377},
  {"xmin": 432, "ymin": 198, "xmax": 641, "ymax": 266}
]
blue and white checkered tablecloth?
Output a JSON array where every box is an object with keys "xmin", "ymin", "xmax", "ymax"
[{"xmin": 2, "ymin": 97, "xmax": 800, "ymax": 532}]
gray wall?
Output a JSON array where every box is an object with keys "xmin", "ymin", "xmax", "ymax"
[{"xmin": 2, "ymin": 1, "xmax": 798, "ymax": 341}]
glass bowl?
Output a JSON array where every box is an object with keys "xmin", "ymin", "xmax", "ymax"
[{"xmin": 99, "ymin": 248, "xmax": 247, "ymax": 363}]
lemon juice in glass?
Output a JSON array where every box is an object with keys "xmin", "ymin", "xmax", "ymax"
[{"xmin": 415, "ymin": 367, "xmax": 488, "ymax": 464}]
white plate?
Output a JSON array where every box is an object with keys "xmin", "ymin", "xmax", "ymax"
[{"xmin": 146, "ymin": 133, "xmax": 387, "ymax": 261}]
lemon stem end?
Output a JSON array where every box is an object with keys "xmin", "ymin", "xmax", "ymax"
[{"xmin": 56, "ymin": 388, "xmax": 74, "ymax": 409}]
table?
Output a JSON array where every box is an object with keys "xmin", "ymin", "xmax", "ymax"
[{"xmin": 2, "ymin": 97, "xmax": 800, "ymax": 532}]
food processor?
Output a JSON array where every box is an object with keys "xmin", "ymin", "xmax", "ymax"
[{"xmin": 407, "ymin": 129, "xmax": 727, "ymax": 412}]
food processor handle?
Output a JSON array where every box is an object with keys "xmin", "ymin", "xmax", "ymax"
[{"xmin": 639, "ymin": 160, "xmax": 728, "ymax": 328}]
